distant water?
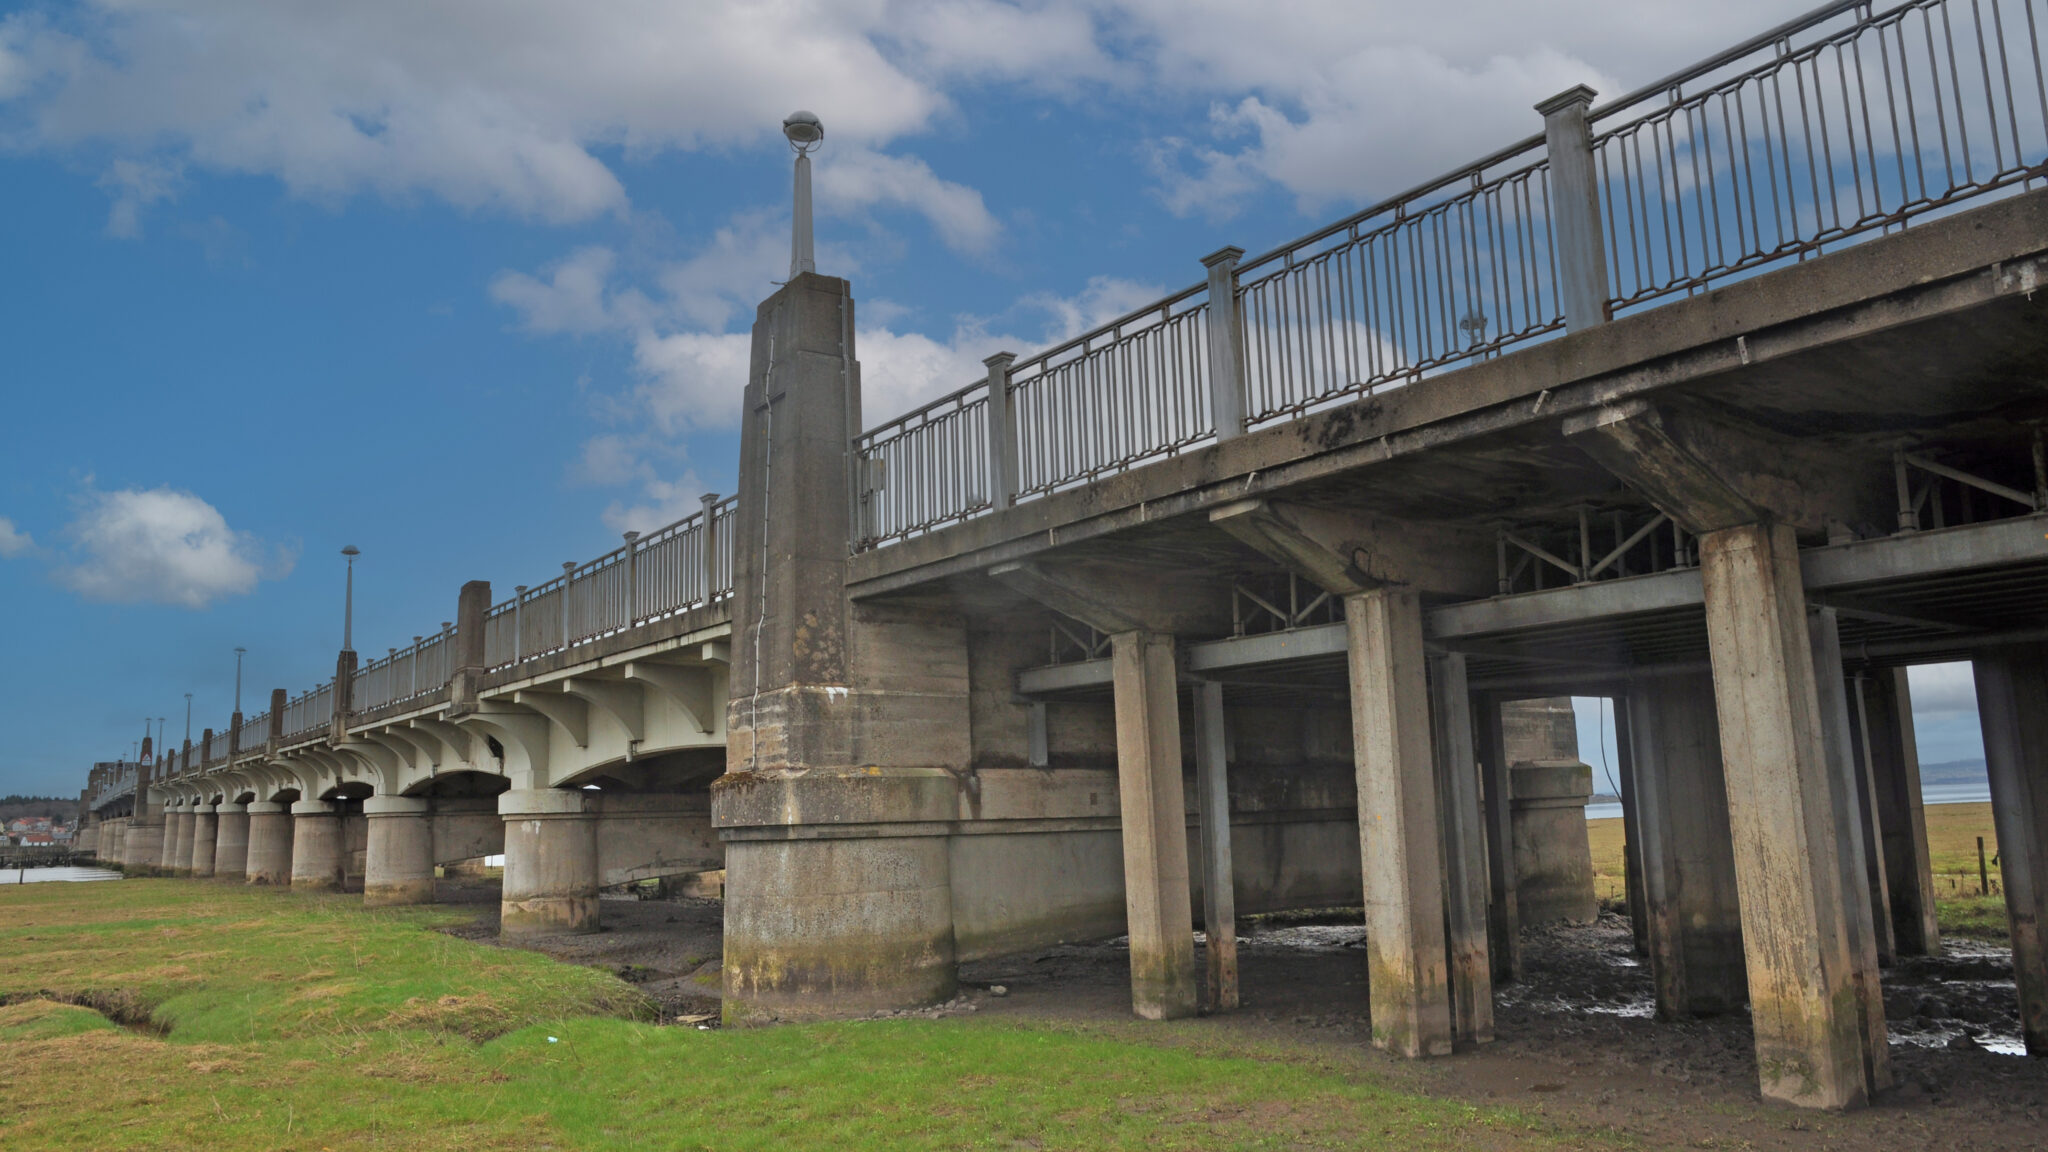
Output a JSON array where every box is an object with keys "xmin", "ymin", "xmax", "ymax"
[
  {"xmin": 1587, "ymin": 781, "xmax": 1993, "ymax": 822},
  {"xmin": 0, "ymin": 866, "xmax": 122, "ymax": 884}
]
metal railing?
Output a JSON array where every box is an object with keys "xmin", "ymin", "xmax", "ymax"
[
  {"xmin": 1594, "ymin": 0, "xmax": 2048, "ymax": 310},
  {"xmin": 235, "ymin": 711, "xmax": 268, "ymax": 756},
  {"xmin": 354, "ymin": 628, "xmax": 454, "ymax": 713},
  {"xmin": 281, "ymin": 683, "xmax": 332, "ymax": 742},
  {"xmin": 850, "ymin": 0, "xmax": 2048, "ymax": 552},
  {"xmin": 483, "ymin": 495, "xmax": 738, "ymax": 671}
]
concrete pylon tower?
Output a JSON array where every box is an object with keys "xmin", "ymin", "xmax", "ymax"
[{"xmin": 714, "ymin": 112, "xmax": 971, "ymax": 1023}]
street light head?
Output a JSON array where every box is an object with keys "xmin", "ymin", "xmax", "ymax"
[
  {"xmin": 783, "ymin": 110, "xmax": 824, "ymax": 152},
  {"xmin": 341, "ymin": 545, "xmax": 360, "ymax": 558},
  {"xmin": 235, "ymin": 646, "xmax": 247, "ymax": 656}
]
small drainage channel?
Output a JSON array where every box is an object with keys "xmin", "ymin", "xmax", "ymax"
[{"xmin": 0, "ymin": 990, "xmax": 168, "ymax": 1037}]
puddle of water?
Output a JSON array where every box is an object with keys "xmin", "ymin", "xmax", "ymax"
[{"xmin": 1, "ymin": 866, "xmax": 122, "ymax": 884}]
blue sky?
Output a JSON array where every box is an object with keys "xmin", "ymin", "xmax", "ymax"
[{"xmin": 1, "ymin": 1, "xmax": 1987, "ymax": 796}]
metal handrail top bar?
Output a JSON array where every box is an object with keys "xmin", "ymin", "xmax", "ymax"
[{"xmin": 1586, "ymin": 0, "xmax": 1867, "ymax": 125}]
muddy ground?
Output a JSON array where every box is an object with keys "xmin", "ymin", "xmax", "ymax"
[{"xmin": 447, "ymin": 882, "xmax": 2046, "ymax": 1150}]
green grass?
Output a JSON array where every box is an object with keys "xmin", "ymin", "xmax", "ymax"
[
  {"xmin": 0, "ymin": 880, "xmax": 1557, "ymax": 1151},
  {"xmin": 1589, "ymin": 801, "xmax": 2010, "ymax": 940}
]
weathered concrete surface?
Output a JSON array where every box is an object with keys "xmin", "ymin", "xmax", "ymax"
[
  {"xmin": 212, "ymin": 802, "xmax": 249, "ymax": 879},
  {"xmin": 1971, "ymin": 645, "xmax": 2048, "ymax": 1056},
  {"xmin": 120, "ymin": 821, "xmax": 163, "ymax": 875},
  {"xmin": 1701, "ymin": 523, "xmax": 1882, "ymax": 1110},
  {"xmin": 1347, "ymin": 585, "xmax": 1452, "ymax": 1058},
  {"xmin": 593, "ymin": 793, "xmax": 722, "ymax": 887},
  {"xmin": 722, "ymin": 830, "xmax": 957, "ymax": 1023},
  {"xmin": 363, "ymin": 796, "xmax": 434, "ymax": 907},
  {"xmin": 244, "ymin": 802, "xmax": 291, "ymax": 885},
  {"xmin": 1109, "ymin": 630, "xmax": 1197, "ymax": 1020},
  {"xmin": 163, "ymin": 808, "xmax": 190, "ymax": 875},
  {"xmin": 428, "ymin": 798, "xmax": 504, "ymax": 866},
  {"xmin": 289, "ymin": 800, "xmax": 346, "ymax": 891},
  {"xmin": 189, "ymin": 804, "xmax": 218, "ymax": 878},
  {"xmin": 499, "ymin": 789, "xmax": 599, "ymax": 937},
  {"xmin": 1433, "ymin": 651, "xmax": 1495, "ymax": 1045},
  {"xmin": 1858, "ymin": 668, "xmax": 1940, "ymax": 957},
  {"xmin": 1510, "ymin": 761, "xmax": 1597, "ymax": 926},
  {"xmin": 1625, "ymin": 671, "xmax": 1746, "ymax": 1018}
]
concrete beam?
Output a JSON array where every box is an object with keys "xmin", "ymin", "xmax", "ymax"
[
  {"xmin": 1207, "ymin": 499, "xmax": 1494, "ymax": 597},
  {"xmin": 1564, "ymin": 399, "xmax": 1886, "ymax": 537},
  {"xmin": 990, "ymin": 559, "xmax": 1226, "ymax": 636}
]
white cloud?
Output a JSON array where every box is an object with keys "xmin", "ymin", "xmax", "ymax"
[
  {"xmin": 96, "ymin": 157, "xmax": 182, "ymax": 238},
  {"xmin": 489, "ymin": 245, "xmax": 626, "ymax": 336},
  {"xmin": 1, "ymin": 0, "xmax": 1806, "ymax": 232},
  {"xmin": 54, "ymin": 486, "xmax": 288, "ymax": 608},
  {"xmin": 817, "ymin": 148, "xmax": 999, "ymax": 255},
  {"xmin": 0, "ymin": 516, "xmax": 33, "ymax": 557}
]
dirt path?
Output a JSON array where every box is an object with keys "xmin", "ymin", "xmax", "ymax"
[{"xmin": 460, "ymin": 886, "xmax": 2046, "ymax": 1150}]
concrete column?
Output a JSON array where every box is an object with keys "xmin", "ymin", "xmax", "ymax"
[
  {"xmin": 1809, "ymin": 608, "xmax": 1891, "ymax": 1092},
  {"xmin": 163, "ymin": 807, "xmax": 190, "ymax": 874},
  {"xmin": 1430, "ymin": 651, "xmax": 1494, "ymax": 1045},
  {"xmin": 499, "ymin": 789, "xmax": 600, "ymax": 937},
  {"xmin": 363, "ymin": 796, "xmax": 435, "ymax": 907},
  {"xmin": 1191, "ymin": 679, "xmax": 1238, "ymax": 1012},
  {"xmin": 1476, "ymin": 695, "xmax": 1520, "ymax": 982},
  {"xmin": 289, "ymin": 800, "xmax": 346, "ymax": 891},
  {"xmin": 1857, "ymin": 668, "xmax": 1940, "ymax": 956},
  {"xmin": 1624, "ymin": 670, "xmax": 1746, "ymax": 1018},
  {"xmin": 1345, "ymin": 585, "xmax": 1453, "ymax": 1058},
  {"xmin": 188, "ymin": 804, "xmax": 219, "ymax": 878},
  {"xmin": 121, "ymin": 821, "xmax": 163, "ymax": 874},
  {"xmin": 1700, "ymin": 522, "xmax": 1882, "ymax": 1109},
  {"xmin": 1971, "ymin": 645, "xmax": 2048, "ymax": 1055},
  {"xmin": 1510, "ymin": 762, "xmax": 1597, "ymax": 924},
  {"xmin": 1613, "ymin": 699, "xmax": 1652, "ymax": 958},
  {"xmin": 244, "ymin": 802, "xmax": 292, "ymax": 884},
  {"xmin": 212, "ymin": 803, "xmax": 249, "ymax": 879},
  {"xmin": 1109, "ymin": 630, "xmax": 1198, "ymax": 1020}
]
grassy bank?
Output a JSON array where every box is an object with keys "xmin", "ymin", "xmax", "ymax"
[
  {"xmin": 1587, "ymin": 800, "xmax": 2009, "ymax": 941},
  {"xmin": 0, "ymin": 880, "xmax": 1551, "ymax": 1151}
]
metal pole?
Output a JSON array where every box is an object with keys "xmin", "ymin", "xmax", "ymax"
[
  {"xmin": 233, "ymin": 647, "xmax": 246, "ymax": 713},
  {"xmin": 791, "ymin": 150, "xmax": 815, "ymax": 277},
  {"xmin": 183, "ymin": 694, "xmax": 192, "ymax": 746},
  {"xmin": 341, "ymin": 547, "xmax": 359, "ymax": 650}
]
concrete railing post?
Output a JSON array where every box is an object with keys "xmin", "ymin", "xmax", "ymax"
[
  {"xmin": 561, "ymin": 561, "xmax": 577, "ymax": 647},
  {"xmin": 228, "ymin": 711, "xmax": 242, "ymax": 759},
  {"xmin": 699, "ymin": 492, "xmax": 721, "ymax": 602},
  {"xmin": 983, "ymin": 352, "xmax": 1019, "ymax": 508},
  {"xmin": 449, "ymin": 580, "xmax": 491, "ymax": 715},
  {"xmin": 622, "ymin": 531, "xmax": 641, "ymax": 625},
  {"xmin": 267, "ymin": 688, "xmax": 285, "ymax": 755},
  {"xmin": 331, "ymin": 649, "xmax": 357, "ymax": 744},
  {"xmin": 1536, "ymin": 85, "xmax": 1611, "ymax": 332},
  {"xmin": 1202, "ymin": 247, "xmax": 1247, "ymax": 441},
  {"xmin": 512, "ymin": 586, "xmax": 527, "ymax": 662}
]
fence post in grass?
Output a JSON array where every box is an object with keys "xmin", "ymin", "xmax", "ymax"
[{"xmin": 1979, "ymin": 836, "xmax": 1990, "ymax": 897}]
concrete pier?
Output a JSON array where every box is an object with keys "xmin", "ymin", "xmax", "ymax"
[
  {"xmin": 1347, "ymin": 585, "xmax": 1453, "ymax": 1058},
  {"xmin": 121, "ymin": 820, "xmax": 162, "ymax": 874},
  {"xmin": 213, "ymin": 802, "xmax": 249, "ymax": 878},
  {"xmin": 1857, "ymin": 668, "xmax": 1940, "ymax": 957},
  {"xmin": 1972, "ymin": 645, "xmax": 2048, "ymax": 1055},
  {"xmin": 1509, "ymin": 761, "xmax": 1597, "ymax": 925},
  {"xmin": 1701, "ymin": 523, "xmax": 1883, "ymax": 1109},
  {"xmin": 1110, "ymin": 629, "xmax": 1198, "ymax": 1020},
  {"xmin": 162, "ymin": 806, "xmax": 189, "ymax": 875},
  {"xmin": 499, "ymin": 790, "xmax": 599, "ymax": 936},
  {"xmin": 1625, "ymin": 671, "xmax": 1746, "ymax": 1018},
  {"xmin": 244, "ymin": 802, "xmax": 292, "ymax": 884},
  {"xmin": 189, "ymin": 803, "xmax": 218, "ymax": 878},
  {"xmin": 363, "ymin": 796, "xmax": 434, "ymax": 907},
  {"xmin": 290, "ymin": 799, "xmax": 346, "ymax": 891},
  {"xmin": 1432, "ymin": 651, "xmax": 1495, "ymax": 1045}
]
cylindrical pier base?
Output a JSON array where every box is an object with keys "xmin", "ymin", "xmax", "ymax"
[
  {"xmin": 499, "ymin": 790, "xmax": 599, "ymax": 937},
  {"xmin": 245, "ymin": 802, "xmax": 292, "ymax": 884},
  {"xmin": 364, "ymin": 796, "xmax": 435, "ymax": 907},
  {"xmin": 290, "ymin": 800, "xmax": 346, "ymax": 891}
]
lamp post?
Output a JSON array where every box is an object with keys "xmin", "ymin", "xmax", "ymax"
[
  {"xmin": 783, "ymin": 110, "xmax": 823, "ymax": 278},
  {"xmin": 340, "ymin": 546, "xmax": 360, "ymax": 652},
  {"xmin": 233, "ymin": 647, "xmax": 247, "ymax": 713}
]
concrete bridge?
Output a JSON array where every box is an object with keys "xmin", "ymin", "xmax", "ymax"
[{"xmin": 76, "ymin": 0, "xmax": 2048, "ymax": 1109}]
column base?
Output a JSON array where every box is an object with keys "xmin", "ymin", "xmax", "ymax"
[
  {"xmin": 290, "ymin": 800, "xmax": 346, "ymax": 892},
  {"xmin": 499, "ymin": 790, "xmax": 600, "ymax": 938},
  {"xmin": 364, "ymin": 796, "xmax": 435, "ymax": 908}
]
